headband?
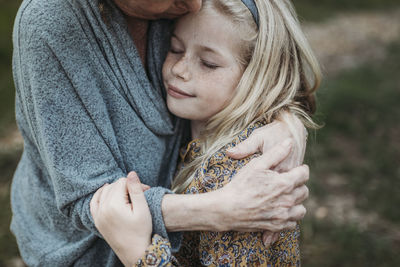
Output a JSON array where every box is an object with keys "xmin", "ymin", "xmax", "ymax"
[{"xmin": 241, "ymin": 0, "xmax": 259, "ymax": 27}]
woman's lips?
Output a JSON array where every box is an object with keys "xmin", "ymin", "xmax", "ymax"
[{"xmin": 167, "ymin": 85, "xmax": 194, "ymax": 99}]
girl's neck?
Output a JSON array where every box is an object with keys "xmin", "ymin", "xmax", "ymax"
[
  {"xmin": 190, "ymin": 120, "xmax": 206, "ymax": 140},
  {"xmin": 125, "ymin": 15, "xmax": 149, "ymax": 65}
]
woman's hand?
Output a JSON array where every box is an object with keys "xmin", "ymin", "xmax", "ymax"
[
  {"xmin": 227, "ymin": 114, "xmax": 307, "ymax": 172},
  {"xmin": 226, "ymin": 114, "xmax": 308, "ymax": 246},
  {"xmin": 219, "ymin": 139, "xmax": 309, "ymax": 237},
  {"xmin": 90, "ymin": 172, "xmax": 152, "ymax": 267}
]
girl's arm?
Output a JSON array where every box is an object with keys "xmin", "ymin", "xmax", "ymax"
[{"xmin": 91, "ymin": 173, "xmax": 179, "ymax": 267}]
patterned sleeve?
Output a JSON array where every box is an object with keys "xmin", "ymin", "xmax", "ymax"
[
  {"xmin": 194, "ymin": 152, "xmax": 301, "ymax": 266},
  {"xmin": 135, "ymin": 235, "xmax": 180, "ymax": 267}
]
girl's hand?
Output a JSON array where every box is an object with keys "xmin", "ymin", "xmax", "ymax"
[{"xmin": 90, "ymin": 172, "xmax": 152, "ymax": 267}]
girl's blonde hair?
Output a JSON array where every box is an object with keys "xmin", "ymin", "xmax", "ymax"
[{"xmin": 172, "ymin": 0, "xmax": 321, "ymax": 193}]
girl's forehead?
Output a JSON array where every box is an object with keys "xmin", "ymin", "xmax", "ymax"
[{"xmin": 174, "ymin": 9, "xmax": 242, "ymax": 54}]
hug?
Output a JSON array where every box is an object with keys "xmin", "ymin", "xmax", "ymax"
[{"xmin": 11, "ymin": 0, "xmax": 320, "ymax": 266}]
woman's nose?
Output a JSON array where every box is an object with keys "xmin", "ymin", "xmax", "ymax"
[
  {"xmin": 176, "ymin": 0, "xmax": 202, "ymax": 13},
  {"xmin": 187, "ymin": 0, "xmax": 202, "ymax": 12},
  {"xmin": 172, "ymin": 57, "xmax": 190, "ymax": 81}
]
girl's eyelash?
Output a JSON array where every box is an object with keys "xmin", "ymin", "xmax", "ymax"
[
  {"xmin": 170, "ymin": 47, "xmax": 183, "ymax": 54},
  {"xmin": 202, "ymin": 60, "xmax": 219, "ymax": 69}
]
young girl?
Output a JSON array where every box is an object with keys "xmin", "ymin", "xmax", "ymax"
[{"xmin": 91, "ymin": 0, "xmax": 320, "ymax": 265}]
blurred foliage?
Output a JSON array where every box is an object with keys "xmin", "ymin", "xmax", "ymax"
[
  {"xmin": 294, "ymin": 0, "xmax": 400, "ymax": 21},
  {"xmin": 0, "ymin": 0, "xmax": 23, "ymax": 265},
  {"xmin": 302, "ymin": 217, "xmax": 400, "ymax": 266},
  {"xmin": 309, "ymin": 40, "xmax": 400, "ymax": 223},
  {"xmin": 0, "ymin": 0, "xmax": 22, "ymax": 138},
  {"xmin": 0, "ymin": 149, "xmax": 21, "ymax": 264},
  {"xmin": 302, "ymin": 39, "xmax": 400, "ymax": 265}
]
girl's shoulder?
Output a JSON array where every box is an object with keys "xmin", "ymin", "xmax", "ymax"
[
  {"xmin": 226, "ymin": 119, "xmax": 267, "ymax": 151},
  {"xmin": 185, "ymin": 120, "xmax": 267, "ymax": 193},
  {"xmin": 206, "ymin": 119, "xmax": 267, "ymax": 167}
]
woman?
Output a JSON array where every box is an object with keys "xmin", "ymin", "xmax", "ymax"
[{"xmin": 11, "ymin": 0, "xmax": 309, "ymax": 266}]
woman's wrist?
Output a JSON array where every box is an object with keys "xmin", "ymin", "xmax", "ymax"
[{"xmin": 162, "ymin": 191, "xmax": 228, "ymax": 232}]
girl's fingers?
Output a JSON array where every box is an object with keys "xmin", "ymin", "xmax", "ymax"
[
  {"xmin": 141, "ymin": 183, "xmax": 151, "ymax": 191},
  {"xmin": 111, "ymin": 178, "xmax": 131, "ymax": 205},
  {"xmin": 90, "ymin": 183, "xmax": 109, "ymax": 220},
  {"xmin": 126, "ymin": 172, "xmax": 148, "ymax": 211},
  {"xmin": 98, "ymin": 183, "xmax": 113, "ymax": 207}
]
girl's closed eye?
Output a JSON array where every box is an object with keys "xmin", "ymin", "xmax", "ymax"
[
  {"xmin": 170, "ymin": 36, "xmax": 184, "ymax": 54},
  {"xmin": 201, "ymin": 59, "xmax": 219, "ymax": 69},
  {"xmin": 170, "ymin": 46, "xmax": 184, "ymax": 54}
]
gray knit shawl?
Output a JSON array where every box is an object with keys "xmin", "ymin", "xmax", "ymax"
[{"xmin": 11, "ymin": 0, "xmax": 185, "ymax": 265}]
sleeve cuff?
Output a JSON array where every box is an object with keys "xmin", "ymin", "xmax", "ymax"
[{"xmin": 144, "ymin": 187, "xmax": 183, "ymax": 252}]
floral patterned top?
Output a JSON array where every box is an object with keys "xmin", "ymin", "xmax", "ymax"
[
  {"xmin": 135, "ymin": 121, "xmax": 301, "ymax": 266},
  {"xmin": 136, "ymin": 235, "xmax": 179, "ymax": 267}
]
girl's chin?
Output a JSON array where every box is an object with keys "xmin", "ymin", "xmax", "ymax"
[
  {"xmin": 166, "ymin": 104, "xmax": 188, "ymax": 119},
  {"xmin": 167, "ymin": 106, "xmax": 198, "ymax": 121}
]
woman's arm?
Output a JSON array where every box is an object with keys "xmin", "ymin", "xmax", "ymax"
[
  {"xmin": 227, "ymin": 113, "xmax": 307, "ymax": 168},
  {"xmin": 162, "ymin": 139, "xmax": 309, "ymax": 233},
  {"xmin": 190, "ymin": 127, "xmax": 305, "ymax": 265},
  {"xmin": 226, "ymin": 112, "xmax": 308, "ymax": 244}
]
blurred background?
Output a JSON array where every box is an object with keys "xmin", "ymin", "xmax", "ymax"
[{"xmin": 1, "ymin": 0, "xmax": 399, "ymax": 266}]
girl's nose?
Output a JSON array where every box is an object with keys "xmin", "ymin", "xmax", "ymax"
[{"xmin": 172, "ymin": 57, "xmax": 190, "ymax": 81}]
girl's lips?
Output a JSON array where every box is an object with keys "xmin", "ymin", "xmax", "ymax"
[{"xmin": 167, "ymin": 85, "xmax": 194, "ymax": 99}]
